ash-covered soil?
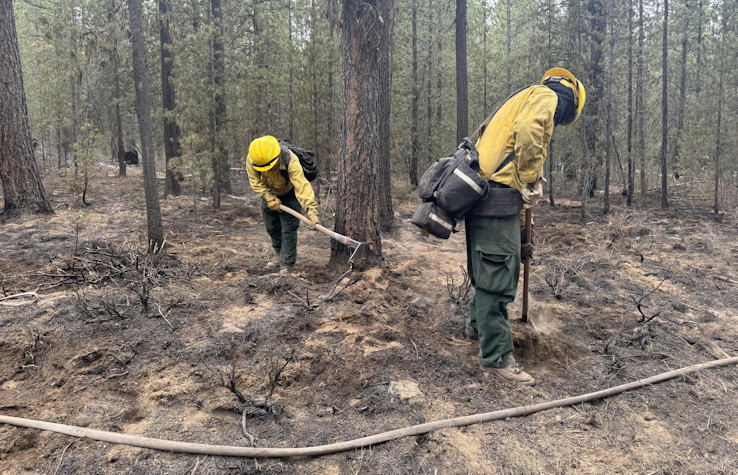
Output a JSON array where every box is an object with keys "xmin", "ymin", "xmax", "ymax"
[{"xmin": 1, "ymin": 166, "xmax": 736, "ymax": 474}]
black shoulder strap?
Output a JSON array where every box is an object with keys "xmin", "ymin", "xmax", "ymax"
[
  {"xmin": 469, "ymin": 85, "xmax": 529, "ymax": 144},
  {"xmin": 279, "ymin": 145, "xmax": 291, "ymax": 181}
]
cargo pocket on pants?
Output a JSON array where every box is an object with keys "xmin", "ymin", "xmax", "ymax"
[{"xmin": 473, "ymin": 251, "xmax": 515, "ymax": 295}]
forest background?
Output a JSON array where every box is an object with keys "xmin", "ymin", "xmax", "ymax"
[{"xmin": 11, "ymin": 0, "xmax": 737, "ymax": 223}]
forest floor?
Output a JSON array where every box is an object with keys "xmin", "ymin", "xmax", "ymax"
[{"xmin": 1, "ymin": 164, "xmax": 736, "ymax": 474}]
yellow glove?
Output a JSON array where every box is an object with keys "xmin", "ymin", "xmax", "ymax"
[
  {"xmin": 265, "ymin": 194, "xmax": 281, "ymax": 211},
  {"xmin": 307, "ymin": 212, "xmax": 320, "ymax": 230}
]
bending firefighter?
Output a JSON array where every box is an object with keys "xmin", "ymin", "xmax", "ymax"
[
  {"xmin": 246, "ymin": 135, "xmax": 320, "ymax": 274},
  {"xmin": 466, "ymin": 68, "xmax": 586, "ymax": 384}
]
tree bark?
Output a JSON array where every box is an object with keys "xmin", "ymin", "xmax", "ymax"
[
  {"xmin": 505, "ymin": 0, "xmax": 512, "ymax": 90},
  {"xmin": 671, "ymin": 1, "xmax": 688, "ymax": 176},
  {"xmin": 159, "ymin": 0, "xmax": 181, "ymax": 196},
  {"xmin": 483, "ymin": 0, "xmax": 489, "ymax": 113},
  {"xmin": 409, "ymin": 0, "xmax": 419, "ymax": 186},
  {"xmin": 377, "ymin": 0, "xmax": 395, "ymax": 231},
  {"xmin": 455, "ymin": 0, "xmax": 468, "ymax": 144},
  {"xmin": 0, "ymin": 0, "xmax": 53, "ymax": 214},
  {"xmin": 327, "ymin": 20, "xmax": 336, "ymax": 174},
  {"xmin": 208, "ymin": 16, "xmax": 220, "ymax": 209},
  {"xmin": 127, "ymin": 0, "xmax": 165, "ymax": 250},
  {"xmin": 110, "ymin": 0, "xmax": 126, "ymax": 178},
  {"xmin": 637, "ymin": 0, "xmax": 645, "ymax": 197},
  {"xmin": 586, "ymin": 0, "xmax": 605, "ymax": 205},
  {"xmin": 425, "ymin": 0, "xmax": 434, "ymax": 161},
  {"xmin": 288, "ymin": 0, "xmax": 295, "ymax": 140},
  {"xmin": 713, "ymin": 1, "xmax": 727, "ymax": 215},
  {"xmin": 659, "ymin": 0, "xmax": 669, "ymax": 209},
  {"xmin": 626, "ymin": 0, "xmax": 633, "ymax": 205},
  {"xmin": 211, "ymin": 0, "xmax": 230, "ymax": 195},
  {"xmin": 546, "ymin": 0, "xmax": 554, "ymax": 207},
  {"xmin": 603, "ymin": 0, "xmax": 614, "ymax": 214},
  {"xmin": 309, "ymin": 0, "xmax": 321, "ymax": 199},
  {"xmin": 331, "ymin": 0, "xmax": 385, "ymax": 264},
  {"xmin": 695, "ymin": 0, "xmax": 703, "ymax": 94}
]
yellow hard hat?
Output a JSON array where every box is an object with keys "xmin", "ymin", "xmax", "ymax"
[
  {"xmin": 541, "ymin": 67, "xmax": 586, "ymax": 124},
  {"xmin": 248, "ymin": 135, "xmax": 281, "ymax": 172}
]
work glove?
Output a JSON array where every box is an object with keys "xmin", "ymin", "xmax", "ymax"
[
  {"xmin": 265, "ymin": 194, "xmax": 281, "ymax": 211},
  {"xmin": 521, "ymin": 178, "xmax": 546, "ymax": 209},
  {"xmin": 307, "ymin": 212, "xmax": 321, "ymax": 230}
]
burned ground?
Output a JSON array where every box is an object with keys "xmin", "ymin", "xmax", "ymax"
[{"xmin": 1, "ymin": 168, "xmax": 736, "ymax": 473}]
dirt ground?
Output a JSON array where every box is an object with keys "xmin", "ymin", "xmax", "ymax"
[{"xmin": 1, "ymin": 165, "xmax": 736, "ymax": 474}]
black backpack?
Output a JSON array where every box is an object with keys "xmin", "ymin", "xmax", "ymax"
[{"xmin": 279, "ymin": 140, "xmax": 318, "ymax": 182}]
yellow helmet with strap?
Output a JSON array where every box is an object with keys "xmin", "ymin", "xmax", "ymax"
[
  {"xmin": 248, "ymin": 135, "xmax": 281, "ymax": 172},
  {"xmin": 541, "ymin": 67, "xmax": 586, "ymax": 124}
]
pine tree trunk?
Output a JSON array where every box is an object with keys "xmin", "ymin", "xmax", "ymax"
[
  {"xmin": 0, "ymin": 0, "xmax": 53, "ymax": 214},
  {"xmin": 713, "ymin": 1, "xmax": 726, "ymax": 215},
  {"xmin": 159, "ymin": 0, "xmax": 182, "ymax": 196},
  {"xmin": 586, "ymin": 0, "xmax": 605, "ymax": 204},
  {"xmin": 377, "ymin": 0, "xmax": 395, "ymax": 231},
  {"xmin": 603, "ymin": 0, "xmax": 614, "ymax": 214},
  {"xmin": 127, "ymin": 0, "xmax": 164, "ymax": 250},
  {"xmin": 110, "ymin": 0, "xmax": 126, "ymax": 178},
  {"xmin": 546, "ymin": 0, "xmax": 554, "ymax": 207},
  {"xmin": 208, "ymin": 22, "xmax": 220, "ymax": 209},
  {"xmin": 626, "ymin": 0, "xmax": 634, "ymax": 205},
  {"xmin": 455, "ymin": 0, "xmax": 468, "ymax": 144},
  {"xmin": 659, "ymin": 0, "xmax": 669, "ymax": 209},
  {"xmin": 483, "ymin": 0, "xmax": 489, "ymax": 114},
  {"xmin": 409, "ymin": 0, "xmax": 419, "ymax": 186},
  {"xmin": 695, "ymin": 0, "xmax": 703, "ymax": 94},
  {"xmin": 637, "ymin": 0, "xmax": 646, "ymax": 197},
  {"xmin": 331, "ymin": 0, "xmax": 385, "ymax": 264},
  {"xmin": 671, "ymin": 3, "xmax": 688, "ymax": 175},
  {"xmin": 288, "ymin": 0, "xmax": 295, "ymax": 139},
  {"xmin": 426, "ymin": 0, "xmax": 434, "ymax": 161},
  {"xmin": 327, "ymin": 21, "xmax": 335, "ymax": 172},
  {"xmin": 211, "ymin": 0, "xmax": 230, "ymax": 195},
  {"xmin": 505, "ymin": 0, "xmax": 512, "ymax": 90},
  {"xmin": 309, "ymin": 0, "xmax": 321, "ymax": 199}
]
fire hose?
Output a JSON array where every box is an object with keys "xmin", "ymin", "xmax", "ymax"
[{"xmin": 0, "ymin": 357, "xmax": 735, "ymax": 458}]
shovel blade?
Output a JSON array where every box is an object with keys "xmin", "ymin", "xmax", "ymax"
[{"xmin": 348, "ymin": 243, "xmax": 368, "ymax": 269}]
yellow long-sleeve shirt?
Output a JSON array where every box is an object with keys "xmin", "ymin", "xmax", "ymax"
[
  {"xmin": 246, "ymin": 150, "xmax": 318, "ymax": 215},
  {"xmin": 475, "ymin": 85, "xmax": 557, "ymax": 191}
]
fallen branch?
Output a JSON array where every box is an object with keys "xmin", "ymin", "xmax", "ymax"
[
  {"xmin": 0, "ymin": 291, "xmax": 39, "ymax": 306},
  {"xmin": 0, "ymin": 357, "xmax": 735, "ymax": 458}
]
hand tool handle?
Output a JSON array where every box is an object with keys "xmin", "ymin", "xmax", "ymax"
[
  {"xmin": 521, "ymin": 208, "xmax": 532, "ymax": 323},
  {"xmin": 278, "ymin": 204, "xmax": 361, "ymax": 249}
]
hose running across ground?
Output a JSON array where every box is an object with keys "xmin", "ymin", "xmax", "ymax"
[{"xmin": 1, "ymin": 357, "xmax": 735, "ymax": 458}]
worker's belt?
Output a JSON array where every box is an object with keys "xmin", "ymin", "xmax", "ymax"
[{"xmin": 468, "ymin": 181, "xmax": 523, "ymax": 217}]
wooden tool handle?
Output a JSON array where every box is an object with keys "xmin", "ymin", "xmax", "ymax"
[
  {"xmin": 521, "ymin": 208, "xmax": 532, "ymax": 323},
  {"xmin": 278, "ymin": 204, "xmax": 360, "ymax": 248}
]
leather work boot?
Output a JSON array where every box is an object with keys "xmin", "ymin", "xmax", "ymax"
[
  {"xmin": 279, "ymin": 265, "xmax": 293, "ymax": 275},
  {"xmin": 481, "ymin": 354, "xmax": 535, "ymax": 385},
  {"xmin": 265, "ymin": 250, "xmax": 280, "ymax": 270}
]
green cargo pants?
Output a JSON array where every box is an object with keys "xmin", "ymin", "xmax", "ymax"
[
  {"xmin": 465, "ymin": 212, "xmax": 521, "ymax": 368},
  {"xmin": 261, "ymin": 189, "xmax": 301, "ymax": 267}
]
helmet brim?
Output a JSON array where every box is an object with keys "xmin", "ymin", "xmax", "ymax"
[{"xmin": 252, "ymin": 159, "xmax": 280, "ymax": 172}]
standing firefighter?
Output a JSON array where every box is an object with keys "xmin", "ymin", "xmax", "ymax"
[
  {"xmin": 465, "ymin": 68, "xmax": 586, "ymax": 384},
  {"xmin": 246, "ymin": 135, "xmax": 320, "ymax": 273}
]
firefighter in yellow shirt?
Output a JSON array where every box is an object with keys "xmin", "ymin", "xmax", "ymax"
[
  {"xmin": 246, "ymin": 136, "xmax": 320, "ymax": 273},
  {"xmin": 465, "ymin": 68, "xmax": 586, "ymax": 384}
]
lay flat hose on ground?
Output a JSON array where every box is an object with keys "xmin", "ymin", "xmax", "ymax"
[{"xmin": 1, "ymin": 357, "xmax": 735, "ymax": 458}]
